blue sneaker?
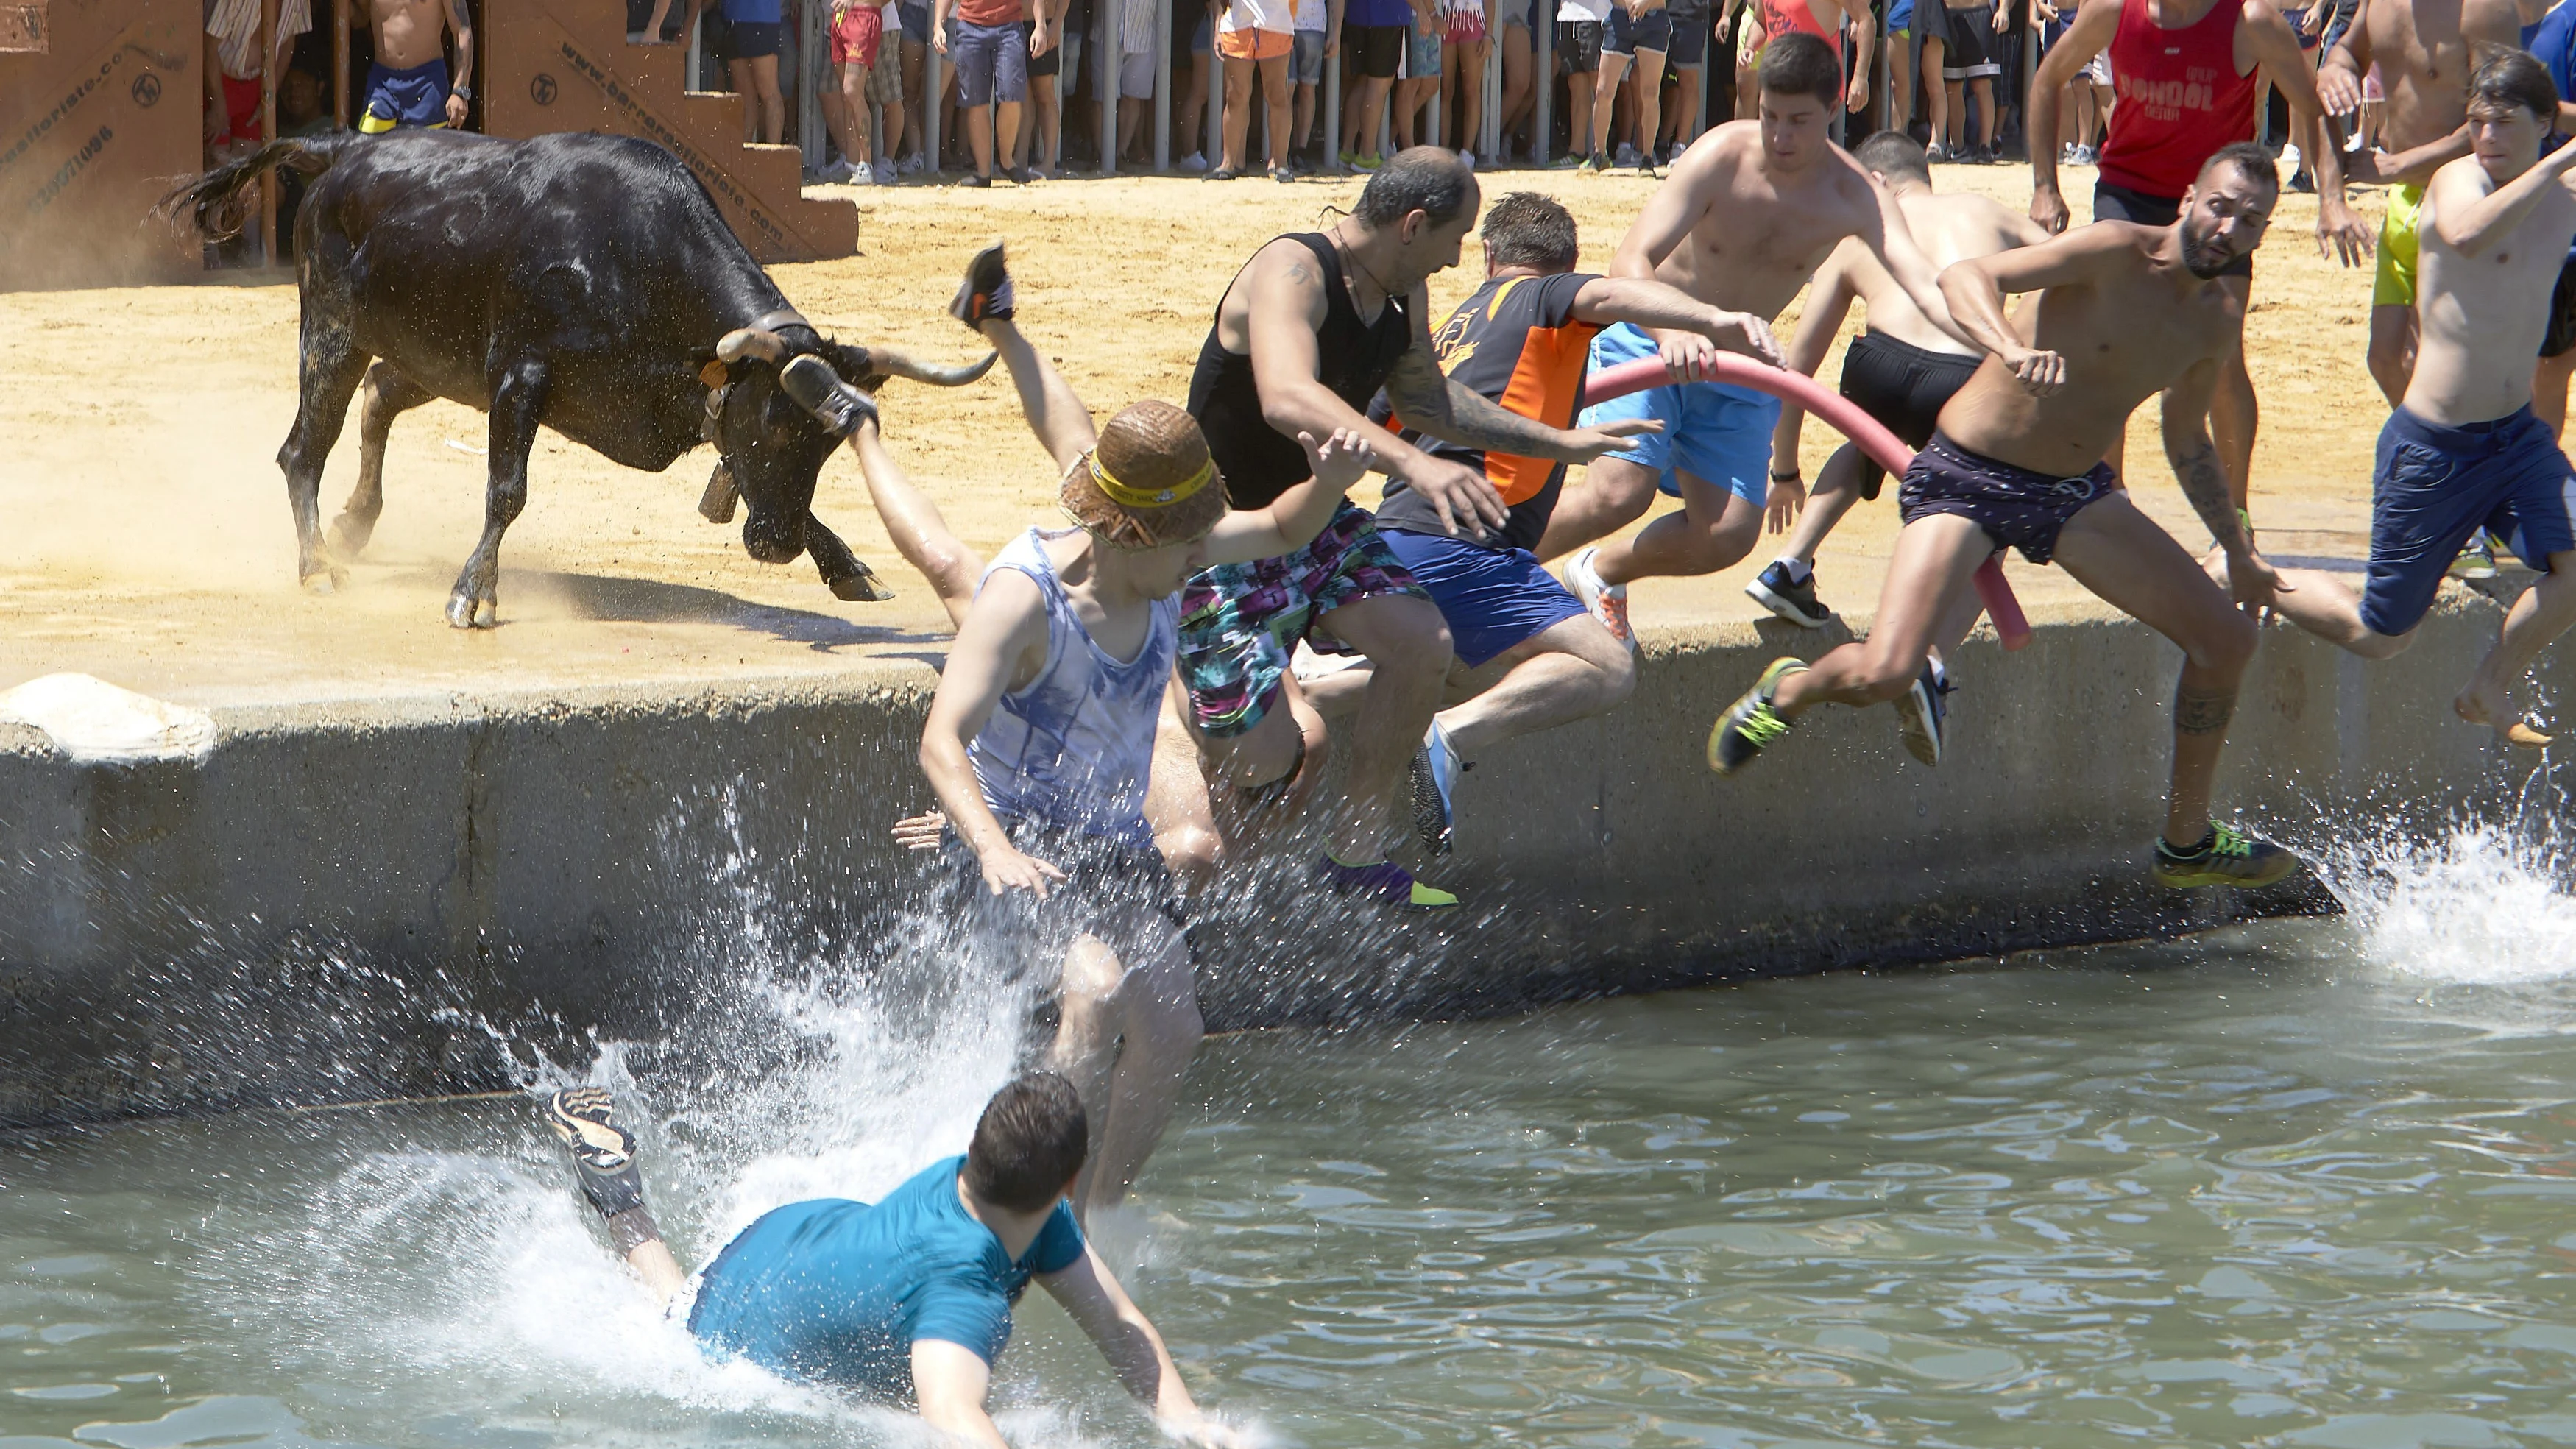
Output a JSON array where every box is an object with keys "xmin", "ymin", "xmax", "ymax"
[
  {"xmin": 1894, "ymin": 657, "xmax": 1954, "ymax": 767},
  {"xmin": 1410, "ymin": 721, "xmax": 1460, "ymax": 856}
]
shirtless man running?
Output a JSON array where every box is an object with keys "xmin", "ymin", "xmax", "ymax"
[
  {"xmin": 2318, "ymin": 0, "xmax": 2550, "ymax": 407},
  {"xmin": 1749, "ymin": 130, "xmax": 2050, "ymax": 765},
  {"xmin": 2257, "ymin": 52, "xmax": 2576, "ymax": 745},
  {"xmin": 350, "ymin": 0, "xmax": 473, "ymax": 132},
  {"xmin": 1539, "ymin": 32, "xmax": 1976, "ymax": 647},
  {"xmin": 1709, "ymin": 142, "xmax": 2304, "ymax": 892}
]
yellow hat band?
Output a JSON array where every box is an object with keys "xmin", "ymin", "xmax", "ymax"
[{"xmin": 1086, "ymin": 449, "xmax": 1214, "ymax": 509}]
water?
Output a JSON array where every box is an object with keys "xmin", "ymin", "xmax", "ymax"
[{"xmin": 10, "ymin": 823, "xmax": 2576, "ymax": 1449}]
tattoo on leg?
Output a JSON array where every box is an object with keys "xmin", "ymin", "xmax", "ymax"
[{"xmin": 2174, "ymin": 685, "xmax": 2237, "ymax": 735}]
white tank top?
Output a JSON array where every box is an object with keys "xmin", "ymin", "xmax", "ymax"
[{"xmin": 967, "ymin": 529, "xmax": 1175, "ymax": 849}]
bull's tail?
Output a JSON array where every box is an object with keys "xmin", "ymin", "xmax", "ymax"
[{"xmin": 156, "ymin": 132, "xmax": 362, "ymax": 241}]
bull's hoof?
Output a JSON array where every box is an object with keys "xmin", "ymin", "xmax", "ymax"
[
  {"xmin": 326, "ymin": 514, "xmax": 378, "ymax": 559},
  {"xmin": 445, "ymin": 593, "xmax": 498, "ymax": 629},
  {"xmin": 300, "ymin": 564, "xmax": 350, "ymax": 596},
  {"xmin": 827, "ymin": 566, "xmax": 897, "ymax": 603}
]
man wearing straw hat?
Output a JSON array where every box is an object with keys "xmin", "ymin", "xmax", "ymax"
[{"xmin": 779, "ymin": 243, "xmax": 1381, "ymax": 1218}]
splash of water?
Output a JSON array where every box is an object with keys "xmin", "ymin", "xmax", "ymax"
[{"xmin": 2309, "ymin": 779, "xmax": 2576, "ymax": 984}]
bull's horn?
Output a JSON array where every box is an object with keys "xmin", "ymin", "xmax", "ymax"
[
  {"xmin": 715, "ymin": 327, "xmax": 789, "ymax": 364},
  {"xmin": 864, "ymin": 347, "xmax": 1000, "ymax": 387}
]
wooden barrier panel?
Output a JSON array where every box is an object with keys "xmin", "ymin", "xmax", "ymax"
[
  {"xmin": 482, "ymin": 0, "xmax": 856, "ymax": 263},
  {"xmin": 1, "ymin": 0, "xmax": 202, "ymax": 290}
]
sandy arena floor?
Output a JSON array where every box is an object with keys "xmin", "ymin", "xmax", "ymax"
[{"xmin": 0, "ymin": 163, "xmax": 2392, "ymax": 707}]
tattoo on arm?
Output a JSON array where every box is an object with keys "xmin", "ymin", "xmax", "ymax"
[
  {"xmin": 2174, "ymin": 685, "xmax": 2237, "ymax": 735},
  {"xmin": 2171, "ymin": 437, "xmax": 2248, "ymax": 552},
  {"xmin": 1427, "ymin": 378, "xmax": 1592, "ymax": 457},
  {"xmin": 1379, "ymin": 349, "xmax": 1457, "ymax": 431}
]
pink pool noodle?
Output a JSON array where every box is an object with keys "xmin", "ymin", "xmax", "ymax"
[{"xmin": 1581, "ymin": 355, "xmax": 2031, "ymax": 651}]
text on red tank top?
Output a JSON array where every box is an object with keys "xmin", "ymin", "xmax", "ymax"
[{"xmin": 2098, "ymin": 0, "xmax": 2257, "ymax": 199}]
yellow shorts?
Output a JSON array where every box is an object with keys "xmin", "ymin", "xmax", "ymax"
[{"xmin": 2373, "ymin": 182, "xmax": 2424, "ymax": 308}]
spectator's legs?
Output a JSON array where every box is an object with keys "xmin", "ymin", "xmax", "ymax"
[
  {"xmin": 1566, "ymin": 62, "xmax": 1596, "ymax": 156},
  {"xmin": 1731, "ymin": 23, "xmax": 1759, "ymax": 118},
  {"xmin": 1499, "ymin": 23, "xmax": 1533, "ymax": 152},
  {"xmin": 834, "ymin": 61, "xmax": 872, "ymax": 171},
  {"xmin": 1450, "ymin": 33, "xmax": 1486, "ymax": 158},
  {"xmin": 1590, "ymin": 48, "xmax": 1629, "ymax": 159},
  {"xmin": 1259, "ymin": 51, "xmax": 1291, "ymax": 167},
  {"xmin": 1886, "ymin": 30, "xmax": 1911, "ymax": 135},
  {"xmin": 1919, "ymin": 35, "xmax": 1946, "ymax": 145},
  {"xmin": 1661, "ymin": 61, "xmax": 1699, "ymax": 157},
  {"xmin": 1293, "ymin": 72, "xmax": 1318, "ymax": 154},
  {"xmin": 1354, "ymin": 72, "xmax": 1395, "ymax": 160},
  {"xmin": 1022, "ymin": 71, "xmax": 1056, "ymax": 171},
  {"xmin": 1628, "ymin": 45, "xmax": 1664, "ymax": 163},
  {"xmin": 1177, "ymin": 46, "xmax": 1210, "ymax": 156},
  {"xmin": 1222, "ymin": 53, "xmax": 1256, "ymax": 169},
  {"xmin": 902, "ymin": 34, "xmax": 927, "ymax": 161},
  {"xmin": 641, "ymin": 0, "xmax": 675, "ymax": 40},
  {"xmin": 757, "ymin": 53, "xmax": 786, "ymax": 143},
  {"xmin": 1969, "ymin": 74, "xmax": 1992, "ymax": 149}
]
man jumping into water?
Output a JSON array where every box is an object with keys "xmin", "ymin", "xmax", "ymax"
[
  {"xmin": 2257, "ymin": 51, "xmax": 2576, "ymax": 745},
  {"xmin": 1182, "ymin": 148, "xmax": 1652, "ymax": 906},
  {"xmin": 1536, "ymin": 32, "xmax": 1978, "ymax": 649},
  {"xmin": 1751, "ymin": 130, "xmax": 2049, "ymax": 764},
  {"xmin": 1709, "ymin": 142, "xmax": 2304, "ymax": 891},
  {"xmin": 540, "ymin": 1074, "xmax": 1240, "ymax": 1448},
  {"xmin": 824, "ymin": 243, "xmax": 1377, "ymax": 1211}
]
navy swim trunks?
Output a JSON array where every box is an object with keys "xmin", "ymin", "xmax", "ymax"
[
  {"xmin": 1897, "ymin": 431, "xmax": 2115, "ymax": 565},
  {"xmin": 358, "ymin": 57, "xmax": 452, "ymax": 132},
  {"xmin": 1379, "ymin": 528, "xmax": 1588, "ymax": 668},
  {"xmin": 2360, "ymin": 405, "xmax": 2576, "ymax": 637}
]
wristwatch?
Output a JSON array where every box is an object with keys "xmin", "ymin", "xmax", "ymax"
[
  {"xmin": 1769, "ymin": 467, "xmax": 1801, "ymax": 483},
  {"xmin": 451, "ymin": 81, "xmax": 475, "ymax": 102}
]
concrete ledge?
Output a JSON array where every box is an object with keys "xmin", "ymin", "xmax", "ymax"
[{"xmin": 0, "ymin": 588, "xmax": 2553, "ymax": 1126}]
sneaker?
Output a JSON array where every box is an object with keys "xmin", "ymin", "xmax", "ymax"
[
  {"xmin": 960, "ymin": 173, "xmax": 992, "ymax": 188},
  {"xmin": 949, "ymin": 238, "xmax": 1013, "ymax": 329},
  {"xmin": 1544, "ymin": 151, "xmax": 1582, "ymax": 169},
  {"xmin": 1457, "ymin": 147, "xmax": 1476, "ymax": 170},
  {"xmin": 2151, "ymin": 822, "xmax": 2302, "ymax": 890},
  {"xmin": 2451, "ymin": 531, "xmax": 2499, "ymax": 580},
  {"xmin": 1316, "ymin": 853, "xmax": 1460, "ymax": 908},
  {"xmin": 1746, "ymin": 560, "xmax": 1830, "ymax": 628},
  {"xmin": 1638, "ymin": 158, "xmax": 1657, "ymax": 177},
  {"xmin": 1925, "ymin": 142, "xmax": 1947, "ymax": 162},
  {"xmin": 542, "ymin": 1087, "xmax": 649, "ymax": 1218},
  {"xmin": 1410, "ymin": 720, "xmax": 1461, "ymax": 856},
  {"xmin": 1180, "ymin": 149, "xmax": 1209, "ymax": 172},
  {"xmin": 2073, "ymin": 144, "xmax": 2096, "ymax": 166},
  {"xmin": 1707, "ymin": 657, "xmax": 1808, "ymax": 775},
  {"xmin": 848, "ymin": 160, "xmax": 874, "ymax": 185},
  {"xmin": 1205, "ymin": 166, "xmax": 1242, "ymax": 180},
  {"xmin": 1581, "ymin": 151, "xmax": 1611, "ymax": 173},
  {"xmin": 899, "ymin": 152, "xmax": 926, "ymax": 174},
  {"xmin": 1272, "ymin": 163, "xmax": 1296, "ymax": 183},
  {"xmin": 1614, "ymin": 141, "xmax": 1641, "ymax": 167},
  {"xmin": 2059, "ymin": 142, "xmax": 2078, "ymax": 163},
  {"xmin": 1564, "ymin": 545, "xmax": 1635, "ymax": 653},
  {"xmin": 1007, "ymin": 164, "xmax": 1039, "ymax": 184},
  {"xmin": 1894, "ymin": 657, "xmax": 1953, "ymax": 767}
]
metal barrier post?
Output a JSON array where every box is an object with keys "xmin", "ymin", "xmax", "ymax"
[
  {"xmin": 1206, "ymin": 18, "xmax": 1221, "ymax": 162},
  {"xmin": 1325, "ymin": 25, "xmax": 1341, "ymax": 165},
  {"xmin": 1532, "ymin": 0, "xmax": 1551, "ymax": 163},
  {"xmin": 802, "ymin": 0, "xmax": 826, "ymax": 171},
  {"xmin": 260, "ymin": 0, "xmax": 280, "ymax": 266},
  {"xmin": 924, "ymin": 26, "xmax": 942, "ymax": 170},
  {"xmin": 1155, "ymin": 0, "xmax": 1171, "ymax": 166},
  {"xmin": 1101, "ymin": 0, "xmax": 1119, "ymax": 171},
  {"xmin": 1483, "ymin": 21, "xmax": 1500, "ymax": 158},
  {"xmin": 333, "ymin": 0, "xmax": 350, "ymax": 127}
]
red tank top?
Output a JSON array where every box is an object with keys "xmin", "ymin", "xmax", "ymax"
[
  {"xmin": 1761, "ymin": 0, "xmax": 1833, "ymax": 43},
  {"xmin": 2097, "ymin": 0, "xmax": 2259, "ymax": 199}
]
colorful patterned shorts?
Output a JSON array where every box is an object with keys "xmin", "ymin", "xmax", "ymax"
[{"xmin": 1178, "ymin": 503, "xmax": 1426, "ymax": 737}]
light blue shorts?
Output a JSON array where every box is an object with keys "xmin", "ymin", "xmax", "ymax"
[{"xmin": 1576, "ymin": 322, "xmax": 1777, "ymax": 506}]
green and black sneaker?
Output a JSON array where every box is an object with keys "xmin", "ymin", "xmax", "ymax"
[
  {"xmin": 1707, "ymin": 657, "xmax": 1808, "ymax": 776},
  {"xmin": 542, "ymin": 1086, "xmax": 649, "ymax": 1218},
  {"xmin": 2151, "ymin": 822, "xmax": 2302, "ymax": 889}
]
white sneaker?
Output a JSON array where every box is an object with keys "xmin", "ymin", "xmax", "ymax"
[
  {"xmin": 1180, "ymin": 150, "xmax": 1208, "ymax": 172},
  {"xmin": 848, "ymin": 161, "xmax": 874, "ymax": 185},
  {"xmin": 899, "ymin": 152, "xmax": 925, "ymax": 174},
  {"xmin": 1614, "ymin": 142, "xmax": 1641, "ymax": 168},
  {"xmin": 1458, "ymin": 147, "xmax": 1476, "ymax": 170},
  {"xmin": 2060, "ymin": 142, "xmax": 2077, "ymax": 163},
  {"xmin": 2282, "ymin": 142, "xmax": 2302, "ymax": 177},
  {"xmin": 1563, "ymin": 545, "xmax": 1635, "ymax": 654}
]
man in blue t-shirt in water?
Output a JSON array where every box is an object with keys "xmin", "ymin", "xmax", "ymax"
[{"xmin": 542, "ymin": 1074, "xmax": 1242, "ymax": 1448}]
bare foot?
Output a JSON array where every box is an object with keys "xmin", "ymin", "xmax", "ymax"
[{"xmin": 2455, "ymin": 679, "xmax": 2553, "ymax": 748}]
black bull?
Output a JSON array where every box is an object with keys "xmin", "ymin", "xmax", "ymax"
[{"xmin": 163, "ymin": 130, "xmax": 993, "ymax": 628}]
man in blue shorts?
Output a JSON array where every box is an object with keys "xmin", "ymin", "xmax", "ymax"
[
  {"xmin": 353, "ymin": 0, "xmax": 473, "ymax": 133},
  {"xmin": 1535, "ymin": 33, "xmax": 1973, "ymax": 648},
  {"xmin": 1354, "ymin": 192, "xmax": 1780, "ymax": 849},
  {"xmin": 2260, "ymin": 53, "xmax": 2576, "ymax": 747},
  {"xmin": 541, "ymin": 1074, "xmax": 1242, "ymax": 1446}
]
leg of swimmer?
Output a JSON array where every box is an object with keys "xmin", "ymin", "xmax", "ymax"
[
  {"xmin": 1535, "ymin": 454, "xmax": 1660, "ymax": 561},
  {"xmin": 1774, "ymin": 514, "xmax": 1991, "ymax": 715},
  {"xmin": 2260, "ymin": 564, "xmax": 2414, "ymax": 659},
  {"xmin": 2458, "ymin": 549, "xmax": 2576, "ymax": 743},
  {"xmin": 2048, "ymin": 492, "xmax": 2260, "ymax": 849},
  {"xmin": 1075, "ymin": 924, "xmax": 1202, "ymax": 1216},
  {"xmin": 1047, "ymin": 935, "xmax": 1124, "ymax": 1214},
  {"xmin": 1146, "ymin": 692, "xmax": 1226, "ymax": 892},
  {"xmin": 542, "ymin": 1088, "xmax": 690, "ymax": 1305},
  {"xmin": 1593, "ymin": 473, "xmax": 1762, "ymax": 584},
  {"xmin": 1308, "ymin": 592, "xmax": 1453, "ymax": 862},
  {"xmin": 1777, "ymin": 444, "xmax": 1869, "ymax": 567},
  {"xmin": 1432, "ymin": 615, "xmax": 1636, "ymax": 755},
  {"xmin": 849, "ymin": 424, "xmax": 984, "ymax": 627}
]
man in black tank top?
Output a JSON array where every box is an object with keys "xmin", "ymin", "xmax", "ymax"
[{"xmin": 1172, "ymin": 149, "xmax": 1656, "ymax": 910}]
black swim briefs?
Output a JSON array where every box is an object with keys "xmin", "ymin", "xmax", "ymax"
[
  {"xmin": 1897, "ymin": 431, "xmax": 2115, "ymax": 565},
  {"xmin": 1839, "ymin": 330, "xmax": 1982, "ymax": 500}
]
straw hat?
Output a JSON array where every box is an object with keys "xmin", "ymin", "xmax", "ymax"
[{"xmin": 1061, "ymin": 400, "xmax": 1231, "ymax": 549}]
